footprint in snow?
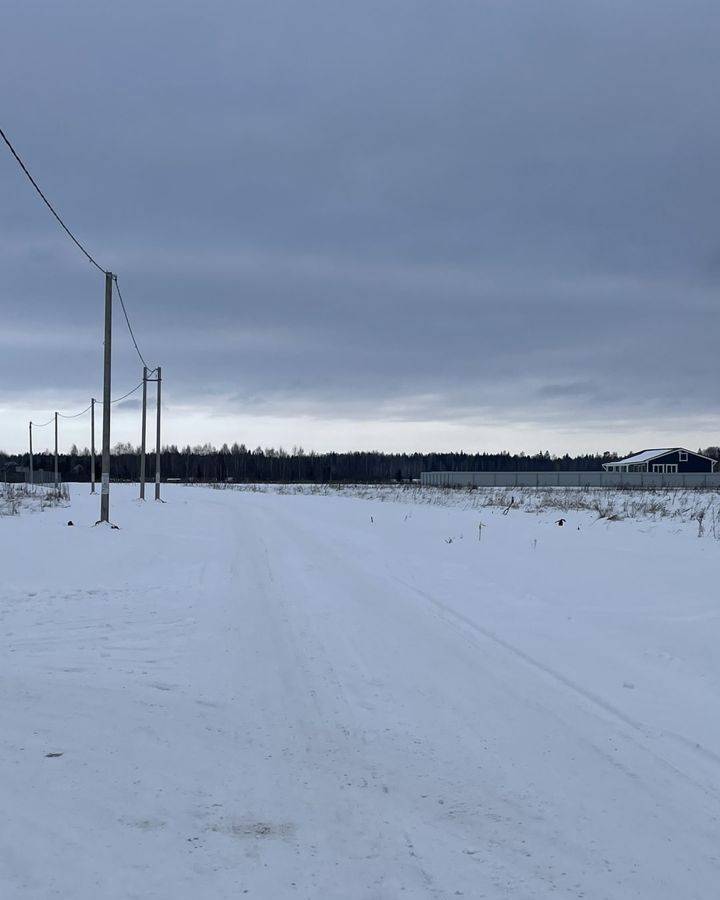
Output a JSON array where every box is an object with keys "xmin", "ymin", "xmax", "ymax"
[{"xmin": 149, "ymin": 681, "xmax": 178, "ymax": 692}]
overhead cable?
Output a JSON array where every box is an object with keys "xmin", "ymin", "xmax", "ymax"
[
  {"xmin": 33, "ymin": 380, "xmax": 145, "ymax": 426},
  {"xmin": 111, "ymin": 380, "xmax": 144, "ymax": 404},
  {"xmin": 113, "ymin": 276, "xmax": 151, "ymax": 369},
  {"xmin": 95, "ymin": 380, "xmax": 145, "ymax": 405},
  {"xmin": 58, "ymin": 404, "xmax": 93, "ymax": 419},
  {"xmin": 3, "ymin": 125, "xmax": 160, "ymax": 439},
  {"xmin": 0, "ymin": 125, "xmax": 105, "ymax": 273}
]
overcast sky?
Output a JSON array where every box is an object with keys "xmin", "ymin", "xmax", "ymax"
[{"xmin": 2, "ymin": 0, "xmax": 720, "ymax": 455}]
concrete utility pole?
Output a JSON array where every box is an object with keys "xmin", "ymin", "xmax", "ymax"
[
  {"xmin": 90, "ymin": 398, "xmax": 96, "ymax": 493},
  {"xmin": 154, "ymin": 366, "xmax": 162, "ymax": 501},
  {"xmin": 100, "ymin": 272, "xmax": 113, "ymax": 522},
  {"xmin": 54, "ymin": 412, "xmax": 59, "ymax": 491},
  {"xmin": 28, "ymin": 422, "xmax": 34, "ymax": 487},
  {"xmin": 139, "ymin": 366, "xmax": 148, "ymax": 499}
]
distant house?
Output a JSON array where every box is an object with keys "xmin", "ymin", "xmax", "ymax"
[{"xmin": 602, "ymin": 448, "xmax": 716, "ymax": 474}]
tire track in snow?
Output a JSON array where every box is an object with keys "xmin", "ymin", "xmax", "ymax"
[
  {"xmin": 260, "ymin": 495, "xmax": 720, "ymax": 812},
  {"xmin": 389, "ymin": 573, "xmax": 720, "ymax": 804},
  {"xmin": 236, "ymin": 500, "xmax": 599, "ymax": 898},
  {"xmin": 198, "ymin": 489, "xmax": 720, "ymax": 897},
  {"xmin": 226, "ymin": 501, "xmax": 447, "ymax": 899}
]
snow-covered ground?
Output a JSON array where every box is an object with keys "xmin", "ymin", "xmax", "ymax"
[{"xmin": 1, "ymin": 485, "xmax": 719, "ymax": 899}]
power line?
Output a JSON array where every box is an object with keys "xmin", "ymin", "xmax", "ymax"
[
  {"xmin": 100, "ymin": 380, "xmax": 145, "ymax": 405},
  {"xmin": 4, "ymin": 125, "xmax": 162, "ymax": 505},
  {"xmin": 111, "ymin": 381, "xmax": 144, "ymax": 404},
  {"xmin": 33, "ymin": 380, "xmax": 145, "ymax": 426},
  {"xmin": 113, "ymin": 276, "xmax": 151, "ymax": 369},
  {"xmin": 58, "ymin": 403, "xmax": 93, "ymax": 420},
  {"xmin": 0, "ymin": 125, "xmax": 105, "ymax": 273}
]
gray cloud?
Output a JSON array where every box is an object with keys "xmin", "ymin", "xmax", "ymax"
[
  {"xmin": 2, "ymin": 1, "xmax": 720, "ymax": 452},
  {"xmin": 114, "ymin": 399, "xmax": 141, "ymax": 412}
]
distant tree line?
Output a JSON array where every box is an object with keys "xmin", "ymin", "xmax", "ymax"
[{"xmin": 3, "ymin": 443, "xmax": 719, "ymax": 484}]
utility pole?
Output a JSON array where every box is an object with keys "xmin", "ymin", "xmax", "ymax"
[
  {"xmin": 100, "ymin": 272, "xmax": 113, "ymax": 522},
  {"xmin": 154, "ymin": 366, "xmax": 162, "ymax": 500},
  {"xmin": 54, "ymin": 411, "xmax": 59, "ymax": 491},
  {"xmin": 28, "ymin": 422, "xmax": 34, "ymax": 487},
  {"xmin": 90, "ymin": 398, "xmax": 96, "ymax": 493},
  {"xmin": 139, "ymin": 366, "xmax": 148, "ymax": 499}
]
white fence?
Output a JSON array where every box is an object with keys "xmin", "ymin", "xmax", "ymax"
[{"xmin": 421, "ymin": 471, "xmax": 720, "ymax": 489}]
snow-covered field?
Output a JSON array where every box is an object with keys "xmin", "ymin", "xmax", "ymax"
[{"xmin": 2, "ymin": 485, "xmax": 719, "ymax": 899}]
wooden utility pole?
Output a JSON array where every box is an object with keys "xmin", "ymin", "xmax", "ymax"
[
  {"xmin": 28, "ymin": 422, "xmax": 34, "ymax": 487},
  {"xmin": 139, "ymin": 366, "xmax": 148, "ymax": 499},
  {"xmin": 100, "ymin": 272, "xmax": 113, "ymax": 522},
  {"xmin": 154, "ymin": 366, "xmax": 162, "ymax": 500},
  {"xmin": 54, "ymin": 412, "xmax": 59, "ymax": 491},
  {"xmin": 90, "ymin": 398, "xmax": 96, "ymax": 493}
]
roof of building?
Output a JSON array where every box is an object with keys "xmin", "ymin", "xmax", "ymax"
[
  {"xmin": 605, "ymin": 448, "xmax": 714, "ymax": 466},
  {"xmin": 608, "ymin": 448, "xmax": 677, "ymax": 465}
]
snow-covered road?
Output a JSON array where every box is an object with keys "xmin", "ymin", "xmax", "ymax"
[{"xmin": 2, "ymin": 486, "xmax": 719, "ymax": 899}]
